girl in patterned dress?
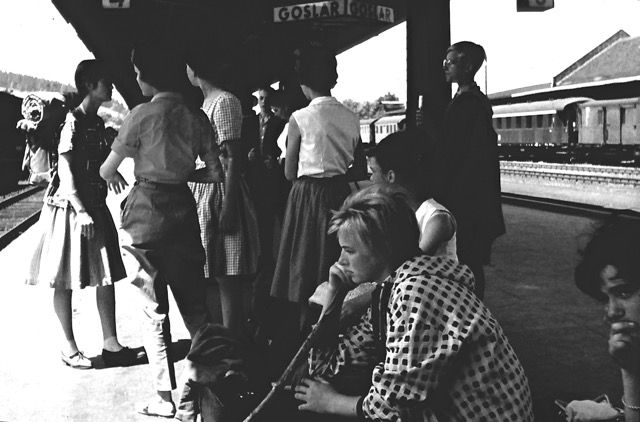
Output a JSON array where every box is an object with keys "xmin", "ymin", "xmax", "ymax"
[
  {"xmin": 186, "ymin": 52, "xmax": 259, "ymax": 338},
  {"xmin": 292, "ymin": 186, "xmax": 534, "ymax": 422},
  {"xmin": 25, "ymin": 60, "xmax": 139, "ymax": 369}
]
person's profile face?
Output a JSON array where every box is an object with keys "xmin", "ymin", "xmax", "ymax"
[
  {"xmin": 600, "ymin": 265, "xmax": 640, "ymax": 326},
  {"xmin": 186, "ymin": 65, "xmax": 198, "ymax": 87},
  {"xmin": 337, "ymin": 226, "xmax": 386, "ymax": 286},
  {"xmin": 89, "ymin": 78, "xmax": 112, "ymax": 103},
  {"xmin": 368, "ymin": 156, "xmax": 392, "ymax": 185},
  {"xmin": 134, "ymin": 65, "xmax": 153, "ymax": 97},
  {"xmin": 271, "ymin": 105, "xmax": 287, "ymax": 120},
  {"xmin": 442, "ymin": 50, "xmax": 466, "ymax": 84}
]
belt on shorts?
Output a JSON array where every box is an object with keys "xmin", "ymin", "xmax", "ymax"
[{"xmin": 134, "ymin": 178, "xmax": 186, "ymax": 192}]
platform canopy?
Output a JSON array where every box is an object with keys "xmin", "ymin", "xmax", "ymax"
[{"xmin": 52, "ymin": 0, "xmax": 405, "ymax": 107}]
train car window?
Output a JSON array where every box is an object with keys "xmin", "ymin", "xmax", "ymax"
[
  {"xmin": 620, "ymin": 108, "xmax": 626, "ymax": 125},
  {"xmin": 515, "ymin": 116, "xmax": 522, "ymax": 129},
  {"xmin": 597, "ymin": 110, "xmax": 603, "ymax": 125},
  {"xmin": 536, "ymin": 115, "xmax": 544, "ymax": 128},
  {"xmin": 495, "ymin": 118, "xmax": 502, "ymax": 129},
  {"xmin": 506, "ymin": 117, "xmax": 512, "ymax": 129},
  {"xmin": 525, "ymin": 116, "xmax": 532, "ymax": 128}
]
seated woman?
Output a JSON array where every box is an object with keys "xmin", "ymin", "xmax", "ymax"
[
  {"xmin": 295, "ymin": 186, "xmax": 534, "ymax": 421},
  {"xmin": 575, "ymin": 219, "xmax": 640, "ymax": 422}
]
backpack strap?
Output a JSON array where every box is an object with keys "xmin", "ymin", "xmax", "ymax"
[{"xmin": 371, "ymin": 280, "xmax": 393, "ymax": 360}]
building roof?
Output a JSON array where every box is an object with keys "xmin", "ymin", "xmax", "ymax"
[
  {"xmin": 490, "ymin": 30, "xmax": 640, "ymax": 102},
  {"xmin": 553, "ymin": 30, "xmax": 631, "ymax": 86}
]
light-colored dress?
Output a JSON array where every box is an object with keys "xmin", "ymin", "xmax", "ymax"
[
  {"xmin": 189, "ymin": 91, "xmax": 259, "ymax": 278},
  {"xmin": 26, "ymin": 109, "xmax": 125, "ymax": 289}
]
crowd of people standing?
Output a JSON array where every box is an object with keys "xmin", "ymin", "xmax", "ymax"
[{"xmin": 22, "ymin": 37, "xmax": 639, "ymax": 422}]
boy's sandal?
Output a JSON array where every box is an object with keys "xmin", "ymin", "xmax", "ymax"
[{"xmin": 135, "ymin": 400, "xmax": 176, "ymax": 418}]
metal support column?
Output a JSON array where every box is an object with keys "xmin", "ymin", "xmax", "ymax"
[{"xmin": 406, "ymin": 0, "xmax": 450, "ymax": 136}]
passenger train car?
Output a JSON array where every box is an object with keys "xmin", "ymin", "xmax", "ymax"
[
  {"xmin": 359, "ymin": 113, "xmax": 405, "ymax": 145},
  {"xmin": 494, "ymin": 96, "xmax": 640, "ymax": 165},
  {"xmin": 360, "ymin": 97, "xmax": 640, "ymax": 166}
]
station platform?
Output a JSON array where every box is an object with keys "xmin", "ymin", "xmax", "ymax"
[{"xmin": 0, "ymin": 182, "xmax": 624, "ymax": 421}]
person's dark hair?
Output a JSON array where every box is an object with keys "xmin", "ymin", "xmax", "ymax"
[
  {"xmin": 369, "ymin": 129, "xmax": 436, "ymax": 198},
  {"xmin": 575, "ymin": 217, "xmax": 640, "ymax": 301},
  {"xmin": 75, "ymin": 59, "xmax": 111, "ymax": 98},
  {"xmin": 295, "ymin": 45, "xmax": 338, "ymax": 93},
  {"xmin": 131, "ymin": 39, "xmax": 186, "ymax": 92},
  {"xmin": 329, "ymin": 185, "xmax": 420, "ymax": 270},
  {"xmin": 186, "ymin": 49, "xmax": 236, "ymax": 92},
  {"xmin": 268, "ymin": 89, "xmax": 291, "ymax": 109},
  {"xmin": 258, "ymin": 85, "xmax": 275, "ymax": 96},
  {"xmin": 448, "ymin": 41, "xmax": 487, "ymax": 76}
]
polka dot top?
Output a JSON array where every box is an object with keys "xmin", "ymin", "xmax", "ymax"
[{"xmin": 309, "ymin": 255, "xmax": 534, "ymax": 422}]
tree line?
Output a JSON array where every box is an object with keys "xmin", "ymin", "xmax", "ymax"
[{"xmin": 342, "ymin": 92, "xmax": 401, "ymax": 119}]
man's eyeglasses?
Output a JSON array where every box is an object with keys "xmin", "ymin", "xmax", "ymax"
[{"xmin": 442, "ymin": 58, "xmax": 459, "ymax": 68}]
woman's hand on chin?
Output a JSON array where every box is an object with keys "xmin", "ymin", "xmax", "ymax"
[{"xmin": 329, "ymin": 262, "xmax": 357, "ymax": 292}]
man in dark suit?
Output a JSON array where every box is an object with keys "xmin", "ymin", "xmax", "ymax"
[
  {"xmin": 436, "ymin": 41, "xmax": 505, "ymax": 299},
  {"xmin": 246, "ymin": 86, "xmax": 287, "ymax": 340}
]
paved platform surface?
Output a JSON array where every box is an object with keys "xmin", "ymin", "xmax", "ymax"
[{"xmin": 0, "ymin": 175, "xmax": 625, "ymax": 421}]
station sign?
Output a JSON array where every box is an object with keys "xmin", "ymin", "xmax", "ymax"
[
  {"xmin": 516, "ymin": 0, "xmax": 554, "ymax": 12},
  {"xmin": 274, "ymin": 0, "xmax": 394, "ymax": 23},
  {"xmin": 102, "ymin": 0, "xmax": 131, "ymax": 8}
]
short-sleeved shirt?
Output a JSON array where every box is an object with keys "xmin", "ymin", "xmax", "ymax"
[
  {"xmin": 415, "ymin": 198, "xmax": 458, "ymax": 260},
  {"xmin": 194, "ymin": 91, "xmax": 242, "ymax": 170},
  {"xmin": 309, "ymin": 255, "xmax": 534, "ymax": 422},
  {"xmin": 49, "ymin": 109, "xmax": 109, "ymax": 209},
  {"xmin": 292, "ymin": 96, "xmax": 360, "ymax": 178},
  {"xmin": 112, "ymin": 92, "xmax": 219, "ymax": 184}
]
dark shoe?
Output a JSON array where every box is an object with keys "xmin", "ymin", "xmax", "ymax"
[
  {"xmin": 102, "ymin": 346, "xmax": 145, "ymax": 367},
  {"xmin": 61, "ymin": 351, "xmax": 92, "ymax": 369}
]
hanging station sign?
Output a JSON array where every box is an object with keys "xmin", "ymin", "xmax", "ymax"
[
  {"xmin": 102, "ymin": 0, "xmax": 131, "ymax": 8},
  {"xmin": 274, "ymin": 0, "xmax": 394, "ymax": 23}
]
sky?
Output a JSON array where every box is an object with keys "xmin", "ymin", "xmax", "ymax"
[{"xmin": 1, "ymin": 0, "xmax": 640, "ymax": 105}]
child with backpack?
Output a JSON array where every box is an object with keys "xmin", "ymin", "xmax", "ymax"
[{"xmin": 25, "ymin": 59, "xmax": 141, "ymax": 369}]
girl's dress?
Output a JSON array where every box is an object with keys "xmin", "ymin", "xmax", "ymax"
[
  {"xmin": 26, "ymin": 108, "xmax": 125, "ymax": 289},
  {"xmin": 189, "ymin": 91, "xmax": 259, "ymax": 278},
  {"xmin": 271, "ymin": 96, "xmax": 360, "ymax": 303}
]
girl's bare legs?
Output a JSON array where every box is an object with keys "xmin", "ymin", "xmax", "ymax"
[
  {"xmin": 217, "ymin": 275, "xmax": 245, "ymax": 337},
  {"xmin": 53, "ymin": 288, "xmax": 79, "ymax": 355},
  {"xmin": 96, "ymin": 284, "xmax": 124, "ymax": 352}
]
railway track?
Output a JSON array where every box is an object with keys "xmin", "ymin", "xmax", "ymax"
[
  {"xmin": 0, "ymin": 185, "xmax": 45, "ymax": 251},
  {"xmin": 500, "ymin": 161, "xmax": 640, "ymax": 187},
  {"xmin": 502, "ymin": 192, "xmax": 640, "ymax": 221}
]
